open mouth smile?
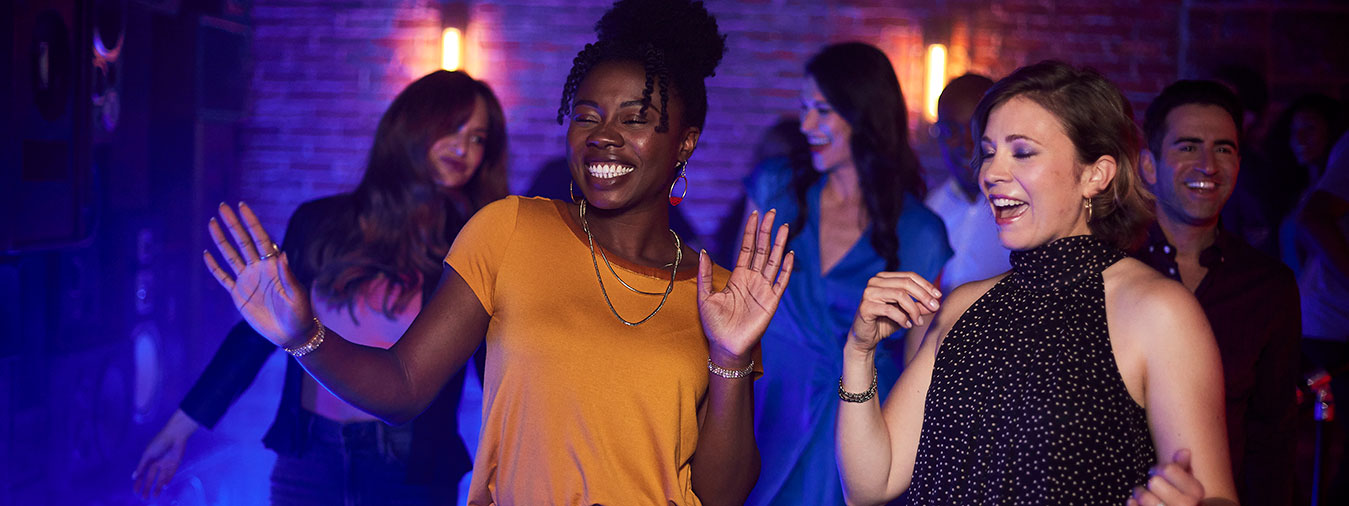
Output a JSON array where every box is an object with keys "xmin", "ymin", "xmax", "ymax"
[
  {"xmin": 991, "ymin": 196, "xmax": 1029, "ymax": 224},
  {"xmin": 587, "ymin": 162, "xmax": 635, "ymax": 179}
]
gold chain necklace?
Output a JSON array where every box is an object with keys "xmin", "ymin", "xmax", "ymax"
[{"xmin": 579, "ymin": 199, "xmax": 681, "ymax": 326}]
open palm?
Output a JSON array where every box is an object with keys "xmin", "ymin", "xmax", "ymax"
[
  {"xmin": 203, "ymin": 202, "xmax": 312, "ymax": 347},
  {"xmin": 697, "ymin": 209, "xmax": 794, "ymax": 359}
]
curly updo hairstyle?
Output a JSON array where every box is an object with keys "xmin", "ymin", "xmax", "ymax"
[
  {"xmin": 556, "ymin": 0, "xmax": 727, "ymax": 133},
  {"xmin": 971, "ymin": 61, "xmax": 1154, "ymax": 251}
]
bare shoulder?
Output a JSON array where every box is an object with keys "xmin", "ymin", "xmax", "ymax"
[{"xmin": 1103, "ymin": 257, "xmax": 1210, "ymax": 346}]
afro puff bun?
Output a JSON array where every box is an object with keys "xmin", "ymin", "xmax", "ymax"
[
  {"xmin": 557, "ymin": 0, "xmax": 727, "ymax": 132},
  {"xmin": 594, "ymin": 0, "xmax": 726, "ymax": 80}
]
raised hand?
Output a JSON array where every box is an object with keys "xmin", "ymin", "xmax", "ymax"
[
  {"xmin": 203, "ymin": 202, "xmax": 312, "ymax": 347},
  {"xmin": 846, "ymin": 272, "xmax": 942, "ymax": 354},
  {"xmin": 697, "ymin": 209, "xmax": 794, "ymax": 362},
  {"xmin": 132, "ymin": 409, "xmax": 198, "ymax": 499}
]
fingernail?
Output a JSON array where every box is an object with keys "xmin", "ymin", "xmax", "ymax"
[
  {"xmin": 218, "ymin": 201, "xmax": 226, "ymax": 208},
  {"xmin": 929, "ymin": 300, "xmax": 940, "ymax": 309}
]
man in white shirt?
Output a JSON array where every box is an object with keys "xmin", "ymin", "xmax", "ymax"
[{"xmin": 924, "ymin": 73, "xmax": 1009, "ymax": 292}]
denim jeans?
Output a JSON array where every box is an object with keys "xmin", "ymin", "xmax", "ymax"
[{"xmin": 270, "ymin": 415, "xmax": 456, "ymax": 506}]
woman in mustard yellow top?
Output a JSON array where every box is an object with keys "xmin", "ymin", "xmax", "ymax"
[{"xmin": 199, "ymin": 1, "xmax": 794, "ymax": 504}]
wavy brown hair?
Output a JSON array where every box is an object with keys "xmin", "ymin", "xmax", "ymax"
[
  {"xmin": 308, "ymin": 70, "xmax": 508, "ymax": 319},
  {"xmin": 971, "ymin": 61, "xmax": 1153, "ymax": 251}
]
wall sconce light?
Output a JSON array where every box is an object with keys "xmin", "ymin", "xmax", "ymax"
[
  {"xmin": 924, "ymin": 43, "xmax": 947, "ymax": 123},
  {"xmin": 441, "ymin": 27, "xmax": 462, "ymax": 71}
]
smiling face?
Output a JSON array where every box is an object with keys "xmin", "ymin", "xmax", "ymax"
[
  {"xmin": 980, "ymin": 96, "xmax": 1103, "ymax": 251},
  {"xmin": 428, "ymin": 95, "xmax": 490, "ymax": 190},
  {"xmin": 800, "ymin": 77, "xmax": 855, "ymax": 174},
  {"xmin": 565, "ymin": 60, "xmax": 698, "ymax": 210},
  {"xmin": 1144, "ymin": 103, "xmax": 1240, "ymax": 229}
]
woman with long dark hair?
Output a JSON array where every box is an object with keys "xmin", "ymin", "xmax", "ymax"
[
  {"xmin": 133, "ymin": 70, "xmax": 507, "ymax": 504},
  {"xmin": 746, "ymin": 42, "xmax": 951, "ymax": 505},
  {"xmin": 195, "ymin": 1, "xmax": 795, "ymax": 504},
  {"xmin": 836, "ymin": 61, "xmax": 1236, "ymax": 504}
]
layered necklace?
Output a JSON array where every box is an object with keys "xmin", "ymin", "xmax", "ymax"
[{"xmin": 578, "ymin": 199, "xmax": 681, "ymax": 326}]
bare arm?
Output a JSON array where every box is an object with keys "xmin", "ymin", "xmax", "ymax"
[
  {"xmin": 691, "ymin": 210, "xmax": 794, "ymax": 505},
  {"xmin": 202, "ymin": 202, "xmax": 488, "ymax": 425},
  {"xmin": 1117, "ymin": 274, "xmax": 1237, "ymax": 505},
  {"xmin": 837, "ymin": 323, "xmax": 936, "ymax": 505},
  {"xmin": 836, "ymin": 272, "xmax": 970, "ymax": 505}
]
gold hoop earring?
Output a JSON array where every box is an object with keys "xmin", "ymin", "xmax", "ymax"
[
  {"xmin": 669, "ymin": 161, "xmax": 688, "ymax": 206},
  {"xmin": 1084, "ymin": 197, "xmax": 1094, "ymax": 222},
  {"xmin": 570, "ymin": 180, "xmax": 582, "ymax": 204}
]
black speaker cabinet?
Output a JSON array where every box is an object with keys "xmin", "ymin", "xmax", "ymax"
[{"xmin": 4, "ymin": 0, "xmax": 95, "ymax": 252}]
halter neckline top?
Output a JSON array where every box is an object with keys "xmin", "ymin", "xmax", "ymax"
[{"xmin": 906, "ymin": 234, "xmax": 1156, "ymax": 504}]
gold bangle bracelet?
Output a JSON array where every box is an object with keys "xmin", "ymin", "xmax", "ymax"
[{"xmin": 284, "ymin": 318, "xmax": 325, "ymax": 358}]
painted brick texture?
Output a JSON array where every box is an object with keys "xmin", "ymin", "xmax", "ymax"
[{"xmin": 240, "ymin": 0, "xmax": 1348, "ymax": 255}]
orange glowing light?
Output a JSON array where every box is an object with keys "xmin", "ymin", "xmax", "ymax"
[
  {"xmin": 441, "ymin": 27, "xmax": 462, "ymax": 71},
  {"xmin": 924, "ymin": 44, "xmax": 947, "ymax": 123}
]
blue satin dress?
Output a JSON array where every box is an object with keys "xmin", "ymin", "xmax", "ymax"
[{"xmin": 745, "ymin": 159, "xmax": 951, "ymax": 506}]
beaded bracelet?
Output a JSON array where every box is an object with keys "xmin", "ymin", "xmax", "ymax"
[
  {"xmin": 707, "ymin": 358, "xmax": 755, "ymax": 379},
  {"xmin": 838, "ymin": 368, "xmax": 878, "ymax": 403},
  {"xmin": 284, "ymin": 318, "xmax": 326, "ymax": 358}
]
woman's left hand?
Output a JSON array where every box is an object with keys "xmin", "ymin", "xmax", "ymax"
[
  {"xmin": 1127, "ymin": 449, "xmax": 1206, "ymax": 506},
  {"xmin": 697, "ymin": 209, "xmax": 794, "ymax": 363}
]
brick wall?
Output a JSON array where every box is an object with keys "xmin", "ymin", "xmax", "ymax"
[
  {"xmin": 241, "ymin": 0, "xmax": 444, "ymax": 233},
  {"xmin": 240, "ymin": 0, "xmax": 1348, "ymax": 254}
]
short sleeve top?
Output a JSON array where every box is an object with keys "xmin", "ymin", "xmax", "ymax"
[{"xmin": 447, "ymin": 196, "xmax": 733, "ymax": 506}]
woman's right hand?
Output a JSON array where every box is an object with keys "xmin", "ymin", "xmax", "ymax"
[
  {"xmin": 132, "ymin": 409, "xmax": 199, "ymax": 499},
  {"xmin": 203, "ymin": 202, "xmax": 312, "ymax": 347},
  {"xmin": 846, "ymin": 272, "xmax": 942, "ymax": 354}
]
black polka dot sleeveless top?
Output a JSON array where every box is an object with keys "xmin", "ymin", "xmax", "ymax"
[{"xmin": 905, "ymin": 235, "xmax": 1155, "ymax": 504}]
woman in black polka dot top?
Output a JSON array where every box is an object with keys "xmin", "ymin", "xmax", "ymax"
[{"xmin": 834, "ymin": 61, "xmax": 1238, "ymax": 505}]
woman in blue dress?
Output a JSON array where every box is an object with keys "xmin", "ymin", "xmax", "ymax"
[{"xmin": 745, "ymin": 42, "xmax": 952, "ymax": 505}]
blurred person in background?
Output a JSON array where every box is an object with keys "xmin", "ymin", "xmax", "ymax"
[
  {"xmin": 746, "ymin": 41, "xmax": 951, "ymax": 506},
  {"xmin": 1297, "ymin": 130, "xmax": 1349, "ymax": 504},
  {"xmin": 133, "ymin": 70, "xmax": 508, "ymax": 504},
  {"xmin": 1266, "ymin": 94, "xmax": 1346, "ymax": 272},
  {"xmin": 924, "ymin": 73, "xmax": 1010, "ymax": 293}
]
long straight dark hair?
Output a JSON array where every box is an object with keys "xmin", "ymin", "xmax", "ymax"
[
  {"xmin": 790, "ymin": 42, "xmax": 925, "ymax": 270},
  {"xmin": 308, "ymin": 70, "xmax": 508, "ymax": 318}
]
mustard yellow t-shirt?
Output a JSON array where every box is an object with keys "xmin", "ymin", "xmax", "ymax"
[{"xmin": 447, "ymin": 196, "xmax": 741, "ymax": 506}]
